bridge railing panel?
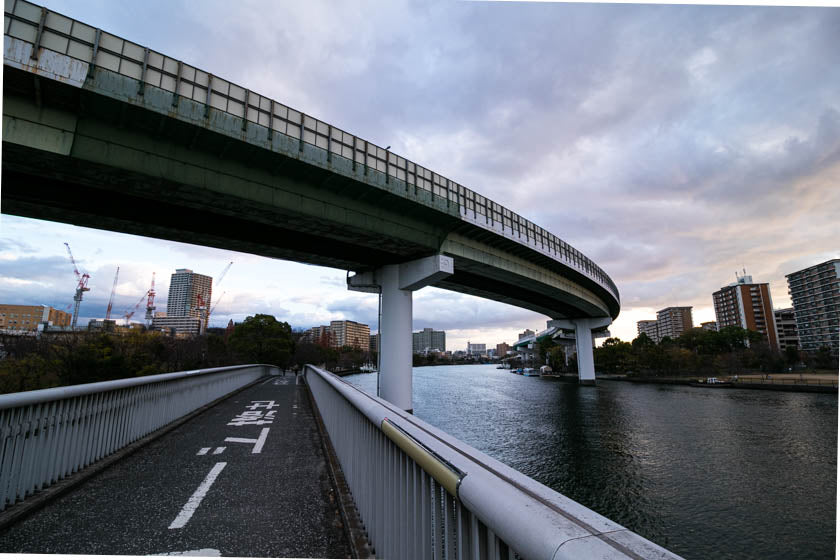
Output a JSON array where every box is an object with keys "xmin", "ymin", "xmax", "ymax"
[
  {"xmin": 0, "ymin": 364, "xmax": 277, "ymax": 512},
  {"xmin": 305, "ymin": 364, "xmax": 681, "ymax": 559},
  {"xmin": 4, "ymin": 0, "xmax": 620, "ymax": 306}
]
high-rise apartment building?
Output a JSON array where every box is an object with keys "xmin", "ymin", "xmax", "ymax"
[
  {"xmin": 152, "ymin": 269, "xmax": 212, "ymax": 335},
  {"xmin": 656, "ymin": 307, "xmax": 693, "ymax": 340},
  {"xmin": 773, "ymin": 308, "xmax": 799, "ymax": 353},
  {"xmin": 369, "ymin": 333, "xmax": 380, "ymax": 353},
  {"xmin": 636, "ymin": 320, "xmax": 659, "ymax": 342},
  {"xmin": 701, "ymin": 321, "xmax": 718, "ymax": 331},
  {"xmin": 467, "ymin": 342, "xmax": 486, "ymax": 355},
  {"xmin": 786, "ymin": 259, "xmax": 840, "ymax": 355},
  {"xmin": 518, "ymin": 329, "xmax": 535, "ymax": 341},
  {"xmin": 496, "ymin": 342, "xmax": 511, "ymax": 356},
  {"xmin": 330, "ymin": 320, "xmax": 370, "ymax": 351},
  {"xmin": 166, "ymin": 269, "xmax": 213, "ymax": 319},
  {"xmin": 713, "ymin": 274, "xmax": 778, "ymax": 351},
  {"xmin": 0, "ymin": 304, "xmax": 71, "ymax": 332},
  {"xmin": 412, "ymin": 328, "xmax": 446, "ymax": 353}
]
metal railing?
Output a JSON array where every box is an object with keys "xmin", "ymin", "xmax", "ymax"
[
  {"xmin": 305, "ymin": 364, "xmax": 681, "ymax": 559},
  {"xmin": 3, "ymin": 0, "xmax": 619, "ymax": 306},
  {"xmin": 0, "ymin": 364, "xmax": 276, "ymax": 511}
]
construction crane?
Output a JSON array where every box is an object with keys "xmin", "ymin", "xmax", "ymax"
[
  {"xmin": 209, "ymin": 291, "xmax": 226, "ymax": 317},
  {"xmin": 196, "ymin": 293, "xmax": 208, "ymax": 335},
  {"xmin": 203, "ymin": 261, "xmax": 233, "ymax": 333},
  {"xmin": 144, "ymin": 272, "xmax": 156, "ymax": 326},
  {"xmin": 63, "ymin": 242, "xmax": 90, "ymax": 329},
  {"xmin": 105, "ymin": 266, "xmax": 120, "ymax": 321},
  {"xmin": 122, "ymin": 292, "xmax": 147, "ymax": 324}
]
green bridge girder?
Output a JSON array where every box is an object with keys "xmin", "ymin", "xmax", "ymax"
[{"xmin": 2, "ymin": 16, "xmax": 619, "ymax": 321}]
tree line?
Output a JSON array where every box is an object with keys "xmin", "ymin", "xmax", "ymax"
[{"xmin": 592, "ymin": 326, "xmax": 835, "ymax": 377}]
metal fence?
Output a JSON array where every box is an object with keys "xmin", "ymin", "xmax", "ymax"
[
  {"xmin": 0, "ymin": 364, "xmax": 276, "ymax": 511},
  {"xmin": 3, "ymin": 0, "xmax": 619, "ymax": 305},
  {"xmin": 305, "ymin": 364, "xmax": 681, "ymax": 559}
]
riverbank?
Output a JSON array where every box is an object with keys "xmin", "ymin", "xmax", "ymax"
[{"xmin": 603, "ymin": 373, "xmax": 838, "ymax": 393}]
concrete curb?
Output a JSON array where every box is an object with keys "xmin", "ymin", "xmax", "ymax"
[{"xmin": 0, "ymin": 376, "xmax": 267, "ymax": 533}]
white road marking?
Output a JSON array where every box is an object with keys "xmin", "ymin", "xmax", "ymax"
[
  {"xmin": 224, "ymin": 427, "xmax": 270, "ymax": 454},
  {"xmin": 212, "ymin": 446, "xmax": 226, "ymax": 455},
  {"xmin": 168, "ymin": 462, "xmax": 227, "ymax": 530},
  {"xmin": 150, "ymin": 548, "xmax": 221, "ymax": 556},
  {"xmin": 196, "ymin": 448, "xmax": 210, "ymax": 456},
  {"xmin": 150, "ymin": 549, "xmax": 221, "ymax": 556}
]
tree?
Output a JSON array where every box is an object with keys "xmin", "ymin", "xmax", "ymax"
[{"xmin": 229, "ymin": 314, "xmax": 294, "ymax": 368}]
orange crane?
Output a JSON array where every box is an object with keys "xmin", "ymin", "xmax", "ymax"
[
  {"xmin": 63, "ymin": 242, "xmax": 90, "ymax": 329},
  {"xmin": 105, "ymin": 266, "xmax": 120, "ymax": 321}
]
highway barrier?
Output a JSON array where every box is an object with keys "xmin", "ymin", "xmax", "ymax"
[
  {"xmin": 305, "ymin": 364, "xmax": 682, "ymax": 559},
  {"xmin": 0, "ymin": 364, "xmax": 277, "ymax": 511}
]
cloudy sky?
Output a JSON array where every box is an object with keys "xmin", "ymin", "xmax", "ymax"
[{"xmin": 1, "ymin": 1, "xmax": 838, "ymax": 350}]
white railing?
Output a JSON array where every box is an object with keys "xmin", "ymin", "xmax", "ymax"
[
  {"xmin": 305, "ymin": 365, "xmax": 682, "ymax": 560},
  {"xmin": 3, "ymin": 0, "xmax": 619, "ymax": 306},
  {"xmin": 0, "ymin": 364, "xmax": 277, "ymax": 511}
]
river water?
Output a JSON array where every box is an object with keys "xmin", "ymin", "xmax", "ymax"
[{"xmin": 345, "ymin": 364, "xmax": 837, "ymax": 559}]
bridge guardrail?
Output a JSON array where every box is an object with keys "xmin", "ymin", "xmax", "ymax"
[
  {"xmin": 3, "ymin": 0, "xmax": 619, "ymax": 306},
  {"xmin": 305, "ymin": 364, "xmax": 681, "ymax": 559},
  {"xmin": 0, "ymin": 364, "xmax": 277, "ymax": 511}
]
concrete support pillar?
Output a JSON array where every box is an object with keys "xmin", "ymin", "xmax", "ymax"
[
  {"xmin": 348, "ymin": 255, "xmax": 454, "ymax": 412},
  {"xmin": 574, "ymin": 324, "xmax": 596, "ymax": 385},
  {"xmin": 548, "ymin": 317, "xmax": 612, "ymax": 386},
  {"xmin": 378, "ymin": 264, "xmax": 413, "ymax": 411}
]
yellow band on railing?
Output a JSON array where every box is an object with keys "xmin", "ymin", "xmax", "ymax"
[{"xmin": 381, "ymin": 419, "xmax": 462, "ymax": 497}]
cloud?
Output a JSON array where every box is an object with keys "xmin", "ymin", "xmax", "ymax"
[{"xmin": 10, "ymin": 1, "xmax": 840, "ymax": 343}]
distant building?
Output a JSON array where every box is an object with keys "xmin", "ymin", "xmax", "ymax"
[
  {"xmin": 701, "ymin": 321, "xmax": 718, "ymax": 332},
  {"xmin": 713, "ymin": 273, "xmax": 779, "ymax": 351},
  {"xmin": 656, "ymin": 307, "xmax": 693, "ymax": 341},
  {"xmin": 0, "ymin": 304, "xmax": 71, "ymax": 332},
  {"xmin": 303, "ymin": 325, "xmax": 331, "ymax": 346},
  {"xmin": 636, "ymin": 320, "xmax": 659, "ymax": 342},
  {"xmin": 467, "ymin": 342, "xmax": 486, "ymax": 356},
  {"xmin": 151, "ymin": 316, "xmax": 202, "ymax": 337},
  {"xmin": 369, "ymin": 333, "xmax": 380, "ymax": 353},
  {"xmin": 153, "ymin": 268, "xmax": 213, "ymax": 335},
  {"xmin": 786, "ymin": 259, "xmax": 840, "ymax": 355},
  {"xmin": 167, "ymin": 268, "xmax": 213, "ymax": 320},
  {"xmin": 773, "ymin": 308, "xmax": 799, "ymax": 353},
  {"xmin": 413, "ymin": 328, "xmax": 446, "ymax": 354},
  {"xmin": 496, "ymin": 342, "xmax": 511, "ymax": 356},
  {"xmin": 330, "ymin": 320, "xmax": 370, "ymax": 350},
  {"xmin": 517, "ymin": 329, "xmax": 535, "ymax": 341}
]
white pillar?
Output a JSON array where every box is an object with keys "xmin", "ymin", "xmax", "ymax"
[
  {"xmin": 378, "ymin": 264, "xmax": 413, "ymax": 411},
  {"xmin": 548, "ymin": 317, "xmax": 612, "ymax": 386},
  {"xmin": 574, "ymin": 323, "xmax": 596, "ymax": 385},
  {"xmin": 348, "ymin": 255, "xmax": 454, "ymax": 412}
]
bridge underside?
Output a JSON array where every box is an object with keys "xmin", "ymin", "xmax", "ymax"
[{"xmin": 2, "ymin": 63, "xmax": 616, "ymax": 321}]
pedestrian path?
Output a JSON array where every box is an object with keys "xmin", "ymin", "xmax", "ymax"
[{"xmin": 0, "ymin": 374, "xmax": 351, "ymax": 558}]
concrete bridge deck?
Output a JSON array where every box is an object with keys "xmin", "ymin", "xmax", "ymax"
[{"xmin": 0, "ymin": 374, "xmax": 352, "ymax": 558}]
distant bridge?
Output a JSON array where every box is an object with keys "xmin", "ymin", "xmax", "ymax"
[{"xmin": 2, "ymin": 0, "xmax": 619, "ymax": 405}]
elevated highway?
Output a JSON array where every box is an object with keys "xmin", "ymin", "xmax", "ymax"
[{"xmin": 2, "ymin": 0, "xmax": 620, "ymax": 404}]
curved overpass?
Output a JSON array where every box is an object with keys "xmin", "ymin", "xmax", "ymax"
[{"xmin": 2, "ymin": 1, "xmax": 619, "ymax": 399}]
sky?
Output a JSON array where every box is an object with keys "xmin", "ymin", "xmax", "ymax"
[{"xmin": 1, "ymin": 0, "xmax": 839, "ymax": 351}]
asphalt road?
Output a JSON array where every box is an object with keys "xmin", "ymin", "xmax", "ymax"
[{"xmin": 0, "ymin": 374, "xmax": 351, "ymax": 558}]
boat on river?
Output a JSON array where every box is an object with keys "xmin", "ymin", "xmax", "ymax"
[{"xmin": 689, "ymin": 377, "xmax": 732, "ymax": 388}]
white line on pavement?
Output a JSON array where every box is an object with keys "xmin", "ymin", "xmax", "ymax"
[
  {"xmin": 212, "ymin": 447, "xmax": 226, "ymax": 455},
  {"xmin": 168, "ymin": 462, "xmax": 227, "ymax": 530},
  {"xmin": 196, "ymin": 448, "xmax": 210, "ymax": 456},
  {"xmin": 224, "ymin": 427, "xmax": 270, "ymax": 454}
]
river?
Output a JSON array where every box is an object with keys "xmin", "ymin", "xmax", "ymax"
[{"xmin": 344, "ymin": 364, "xmax": 837, "ymax": 559}]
